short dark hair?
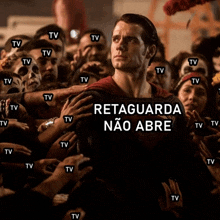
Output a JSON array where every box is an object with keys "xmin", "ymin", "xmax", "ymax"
[
  {"xmin": 34, "ymin": 24, "xmax": 66, "ymax": 45},
  {"xmin": 114, "ymin": 13, "xmax": 159, "ymax": 65},
  {"xmin": 18, "ymin": 39, "xmax": 55, "ymax": 52},
  {"xmin": 0, "ymin": 71, "xmax": 21, "ymax": 81},
  {"xmin": 79, "ymin": 28, "xmax": 107, "ymax": 44},
  {"xmin": 4, "ymin": 35, "xmax": 31, "ymax": 52}
]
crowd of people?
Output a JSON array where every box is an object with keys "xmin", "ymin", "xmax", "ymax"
[{"xmin": 1, "ymin": 12, "xmax": 220, "ymax": 219}]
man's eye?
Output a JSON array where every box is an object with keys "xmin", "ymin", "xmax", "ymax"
[
  {"xmin": 184, "ymin": 66, "xmax": 192, "ymax": 73},
  {"xmin": 51, "ymin": 59, "xmax": 57, "ymax": 65},
  {"xmin": 196, "ymin": 68, "xmax": 206, "ymax": 74},
  {"xmin": 128, "ymin": 37, "xmax": 137, "ymax": 43},
  {"xmin": 39, "ymin": 60, "xmax": 47, "ymax": 66},
  {"xmin": 183, "ymin": 89, "xmax": 191, "ymax": 93},
  {"xmin": 112, "ymin": 37, "xmax": 119, "ymax": 42},
  {"xmin": 97, "ymin": 45, "xmax": 105, "ymax": 51},
  {"xmin": 18, "ymin": 67, "xmax": 28, "ymax": 76}
]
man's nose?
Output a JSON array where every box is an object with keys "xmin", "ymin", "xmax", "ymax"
[
  {"xmin": 116, "ymin": 39, "xmax": 127, "ymax": 51},
  {"xmin": 46, "ymin": 61, "xmax": 53, "ymax": 70},
  {"xmin": 90, "ymin": 47, "xmax": 99, "ymax": 55}
]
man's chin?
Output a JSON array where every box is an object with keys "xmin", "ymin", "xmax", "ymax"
[{"xmin": 42, "ymin": 74, "xmax": 56, "ymax": 82}]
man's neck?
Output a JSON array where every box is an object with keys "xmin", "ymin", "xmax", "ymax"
[{"xmin": 112, "ymin": 70, "xmax": 151, "ymax": 98}]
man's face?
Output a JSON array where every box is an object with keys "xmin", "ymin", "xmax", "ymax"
[
  {"xmin": 111, "ymin": 21, "xmax": 149, "ymax": 72},
  {"xmin": 146, "ymin": 62, "xmax": 172, "ymax": 91},
  {"xmin": 0, "ymin": 76, "xmax": 24, "ymax": 94},
  {"xmin": 40, "ymin": 34, "xmax": 63, "ymax": 63},
  {"xmin": 13, "ymin": 58, "xmax": 41, "ymax": 92},
  {"xmin": 78, "ymin": 33, "xmax": 108, "ymax": 62},
  {"xmin": 29, "ymin": 48, "xmax": 58, "ymax": 83},
  {"xmin": 179, "ymin": 57, "xmax": 208, "ymax": 78}
]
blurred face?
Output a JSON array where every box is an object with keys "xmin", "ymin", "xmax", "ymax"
[
  {"xmin": 0, "ymin": 76, "xmax": 23, "ymax": 94},
  {"xmin": 13, "ymin": 58, "xmax": 41, "ymax": 92},
  {"xmin": 146, "ymin": 62, "xmax": 172, "ymax": 91},
  {"xmin": 213, "ymin": 56, "xmax": 220, "ymax": 72},
  {"xmin": 179, "ymin": 57, "xmax": 208, "ymax": 78},
  {"xmin": 79, "ymin": 33, "xmax": 108, "ymax": 63},
  {"xmin": 29, "ymin": 48, "xmax": 58, "ymax": 83},
  {"xmin": 111, "ymin": 21, "xmax": 150, "ymax": 73},
  {"xmin": 40, "ymin": 34, "xmax": 63, "ymax": 63},
  {"xmin": 178, "ymin": 80, "xmax": 207, "ymax": 114}
]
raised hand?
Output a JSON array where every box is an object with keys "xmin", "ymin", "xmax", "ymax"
[
  {"xmin": 57, "ymin": 92, "xmax": 93, "ymax": 131},
  {"xmin": 46, "ymin": 131, "xmax": 77, "ymax": 160},
  {"xmin": 158, "ymin": 179, "xmax": 183, "ymax": 218}
]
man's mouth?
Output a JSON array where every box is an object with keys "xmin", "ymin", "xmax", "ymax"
[{"xmin": 43, "ymin": 73, "xmax": 55, "ymax": 81}]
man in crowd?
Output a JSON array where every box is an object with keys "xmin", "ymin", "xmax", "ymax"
[
  {"xmin": 146, "ymin": 57, "xmax": 174, "ymax": 91},
  {"xmin": 34, "ymin": 24, "xmax": 66, "ymax": 64},
  {"xmin": 1, "ymin": 35, "xmax": 31, "ymax": 59},
  {"xmin": 71, "ymin": 29, "xmax": 109, "ymax": 72},
  {"xmin": 19, "ymin": 39, "xmax": 58, "ymax": 83}
]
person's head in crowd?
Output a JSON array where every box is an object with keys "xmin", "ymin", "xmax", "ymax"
[
  {"xmin": 173, "ymin": 72, "xmax": 209, "ymax": 116},
  {"xmin": 146, "ymin": 57, "xmax": 173, "ymax": 91},
  {"xmin": 2, "ymin": 51, "xmax": 41, "ymax": 92},
  {"xmin": 170, "ymin": 51, "xmax": 210, "ymax": 80},
  {"xmin": 78, "ymin": 28, "xmax": 108, "ymax": 63},
  {"xmin": 212, "ymin": 47, "xmax": 220, "ymax": 73},
  {"xmin": 1, "ymin": 35, "xmax": 31, "ymax": 59},
  {"xmin": 155, "ymin": 38, "xmax": 165, "ymax": 59},
  {"xmin": 179, "ymin": 53, "xmax": 210, "ymax": 78},
  {"xmin": 0, "ymin": 71, "xmax": 24, "ymax": 94},
  {"xmin": 18, "ymin": 39, "xmax": 58, "ymax": 83},
  {"xmin": 34, "ymin": 24, "xmax": 66, "ymax": 63},
  {"xmin": 111, "ymin": 13, "xmax": 158, "ymax": 74},
  {"xmin": 191, "ymin": 36, "xmax": 219, "ymax": 65}
]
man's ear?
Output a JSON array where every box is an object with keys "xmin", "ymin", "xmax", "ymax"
[
  {"xmin": 146, "ymin": 44, "xmax": 157, "ymax": 59},
  {"xmin": 1, "ymin": 50, "xmax": 7, "ymax": 59}
]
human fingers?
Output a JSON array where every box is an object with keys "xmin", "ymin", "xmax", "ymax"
[
  {"xmin": 61, "ymin": 99, "xmax": 70, "ymax": 112},
  {"xmin": 74, "ymin": 103, "xmax": 93, "ymax": 114},
  {"xmin": 204, "ymin": 133, "xmax": 220, "ymax": 143},
  {"xmin": 168, "ymin": 179, "xmax": 178, "ymax": 194},
  {"xmin": 14, "ymin": 146, "xmax": 32, "ymax": 156},
  {"xmin": 68, "ymin": 94, "xmax": 93, "ymax": 108},
  {"xmin": 45, "ymin": 158, "xmax": 60, "ymax": 165},
  {"xmin": 161, "ymin": 182, "xmax": 171, "ymax": 206},
  {"xmin": 67, "ymin": 85, "xmax": 88, "ymax": 96},
  {"xmin": 58, "ymin": 132, "xmax": 76, "ymax": 142},
  {"xmin": 82, "ymin": 47, "xmax": 91, "ymax": 59},
  {"xmin": 199, "ymin": 141, "xmax": 212, "ymax": 159},
  {"xmin": 63, "ymin": 208, "xmax": 86, "ymax": 220},
  {"xmin": 193, "ymin": 110, "xmax": 203, "ymax": 122},
  {"xmin": 78, "ymin": 166, "xmax": 93, "ymax": 179}
]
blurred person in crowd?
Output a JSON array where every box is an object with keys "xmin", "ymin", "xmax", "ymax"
[
  {"xmin": 170, "ymin": 51, "xmax": 212, "ymax": 83},
  {"xmin": 2, "ymin": 51, "xmax": 41, "ymax": 92},
  {"xmin": 34, "ymin": 24, "xmax": 66, "ymax": 64},
  {"xmin": 0, "ymin": 71, "xmax": 24, "ymax": 94},
  {"xmin": 146, "ymin": 57, "xmax": 174, "ymax": 91},
  {"xmin": 1, "ymin": 35, "xmax": 31, "ymax": 59}
]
